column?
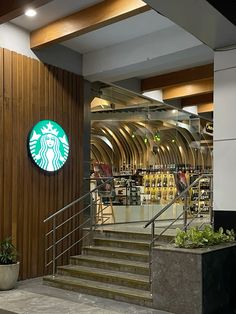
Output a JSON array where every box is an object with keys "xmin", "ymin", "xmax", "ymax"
[{"xmin": 214, "ymin": 49, "xmax": 236, "ymax": 230}]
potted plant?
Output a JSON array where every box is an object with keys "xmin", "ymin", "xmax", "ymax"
[
  {"xmin": 0, "ymin": 237, "xmax": 19, "ymax": 290},
  {"xmin": 151, "ymin": 225, "xmax": 236, "ymax": 314}
]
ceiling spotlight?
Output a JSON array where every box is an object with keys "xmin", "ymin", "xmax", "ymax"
[{"xmin": 25, "ymin": 9, "xmax": 37, "ymax": 17}]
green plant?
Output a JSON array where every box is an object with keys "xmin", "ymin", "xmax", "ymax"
[
  {"xmin": 175, "ymin": 225, "xmax": 235, "ymax": 249},
  {"xmin": 0, "ymin": 237, "xmax": 17, "ymax": 264}
]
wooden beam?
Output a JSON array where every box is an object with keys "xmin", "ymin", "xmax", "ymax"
[
  {"xmin": 30, "ymin": 0, "xmax": 150, "ymax": 49},
  {"xmin": 181, "ymin": 92, "xmax": 213, "ymax": 107},
  {"xmin": 197, "ymin": 103, "xmax": 214, "ymax": 113},
  {"xmin": 141, "ymin": 64, "xmax": 214, "ymax": 92},
  {"xmin": 163, "ymin": 78, "xmax": 213, "ymax": 100},
  {"xmin": 0, "ymin": 0, "xmax": 53, "ymax": 24}
]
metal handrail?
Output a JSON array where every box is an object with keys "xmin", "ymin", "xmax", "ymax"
[
  {"xmin": 144, "ymin": 173, "xmax": 212, "ymax": 229},
  {"xmin": 44, "ymin": 177, "xmax": 113, "ymax": 223},
  {"xmin": 43, "ymin": 177, "xmax": 114, "ymax": 277}
]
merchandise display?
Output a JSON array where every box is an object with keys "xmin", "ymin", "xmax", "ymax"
[{"xmin": 110, "ymin": 164, "xmax": 212, "ymax": 213}]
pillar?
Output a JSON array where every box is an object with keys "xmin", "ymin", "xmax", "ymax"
[{"xmin": 214, "ymin": 49, "xmax": 236, "ymax": 230}]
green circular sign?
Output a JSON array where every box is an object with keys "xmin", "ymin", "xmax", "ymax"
[{"xmin": 28, "ymin": 120, "xmax": 69, "ymax": 172}]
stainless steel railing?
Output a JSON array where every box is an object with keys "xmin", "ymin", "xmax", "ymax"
[
  {"xmin": 144, "ymin": 173, "xmax": 213, "ymax": 293},
  {"xmin": 44, "ymin": 177, "xmax": 114, "ymax": 277}
]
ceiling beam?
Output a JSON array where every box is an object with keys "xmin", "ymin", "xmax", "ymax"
[
  {"xmin": 163, "ymin": 78, "xmax": 213, "ymax": 101},
  {"xmin": 141, "ymin": 64, "xmax": 214, "ymax": 92},
  {"xmin": 0, "ymin": 0, "xmax": 53, "ymax": 24},
  {"xmin": 181, "ymin": 92, "xmax": 213, "ymax": 107},
  {"xmin": 30, "ymin": 0, "xmax": 150, "ymax": 49},
  {"xmin": 197, "ymin": 103, "xmax": 214, "ymax": 113}
]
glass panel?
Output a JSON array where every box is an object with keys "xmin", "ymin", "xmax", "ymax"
[{"xmin": 90, "ymin": 82, "xmax": 213, "ymax": 226}]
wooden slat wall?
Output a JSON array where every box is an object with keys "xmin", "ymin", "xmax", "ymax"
[{"xmin": 0, "ymin": 48, "xmax": 84, "ymax": 279}]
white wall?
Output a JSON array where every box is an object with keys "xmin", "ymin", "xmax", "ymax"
[
  {"xmin": 0, "ymin": 23, "xmax": 37, "ymax": 59},
  {"xmin": 214, "ymin": 49, "xmax": 236, "ymax": 211},
  {"xmin": 0, "ymin": 22, "xmax": 82, "ymax": 75}
]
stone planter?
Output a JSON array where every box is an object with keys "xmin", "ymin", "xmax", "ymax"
[
  {"xmin": 152, "ymin": 243, "xmax": 236, "ymax": 314},
  {"xmin": 0, "ymin": 262, "xmax": 20, "ymax": 290}
]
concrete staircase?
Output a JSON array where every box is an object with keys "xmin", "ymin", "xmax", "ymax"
[{"xmin": 43, "ymin": 228, "xmax": 155, "ymax": 307}]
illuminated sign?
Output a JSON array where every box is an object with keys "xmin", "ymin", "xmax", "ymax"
[{"xmin": 28, "ymin": 120, "xmax": 69, "ymax": 172}]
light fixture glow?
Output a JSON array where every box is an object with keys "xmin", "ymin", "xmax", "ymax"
[
  {"xmin": 25, "ymin": 9, "xmax": 37, "ymax": 17},
  {"xmin": 172, "ymin": 109, "xmax": 177, "ymax": 114}
]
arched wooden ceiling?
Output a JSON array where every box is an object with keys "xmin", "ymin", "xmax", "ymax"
[{"xmin": 91, "ymin": 120, "xmax": 212, "ymax": 170}]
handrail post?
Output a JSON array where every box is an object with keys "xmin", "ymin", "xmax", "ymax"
[
  {"xmin": 209, "ymin": 175, "xmax": 214, "ymax": 226},
  {"xmin": 151, "ymin": 221, "xmax": 155, "ymax": 242},
  {"xmin": 184, "ymin": 193, "xmax": 188, "ymax": 232},
  {"xmin": 52, "ymin": 217, "xmax": 56, "ymax": 278},
  {"xmin": 149, "ymin": 221, "xmax": 155, "ymax": 295}
]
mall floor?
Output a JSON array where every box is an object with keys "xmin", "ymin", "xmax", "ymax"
[{"xmin": 0, "ymin": 277, "xmax": 172, "ymax": 314}]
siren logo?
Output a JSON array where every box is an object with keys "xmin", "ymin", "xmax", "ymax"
[{"xmin": 29, "ymin": 120, "xmax": 69, "ymax": 172}]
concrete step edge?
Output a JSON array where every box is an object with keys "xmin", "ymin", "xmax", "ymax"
[
  {"xmin": 93, "ymin": 238, "xmax": 150, "ymax": 245},
  {"xmin": 57, "ymin": 265, "xmax": 149, "ymax": 283},
  {"xmin": 43, "ymin": 275, "xmax": 152, "ymax": 301},
  {"xmin": 83, "ymin": 246, "xmax": 149, "ymax": 256},
  {"xmin": 70, "ymin": 255, "xmax": 149, "ymax": 268}
]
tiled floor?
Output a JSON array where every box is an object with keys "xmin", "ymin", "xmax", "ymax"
[{"xmin": 0, "ymin": 278, "xmax": 172, "ymax": 314}]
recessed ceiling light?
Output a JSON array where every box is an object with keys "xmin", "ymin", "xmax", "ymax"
[{"xmin": 25, "ymin": 9, "xmax": 37, "ymax": 17}]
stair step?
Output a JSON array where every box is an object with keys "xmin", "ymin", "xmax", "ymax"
[
  {"xmin": 84, "ymin": 228, "xmax": 175, "ymax": 243},
  {"xmin": 43, "ymin": 275, "xmax": 152, "ymax": 307},
  {"xmin": 57, "ymin": 265, "xmax": 150, "ymax": 290},
  {"xmin": 93, "ymin": 237, "xmax": 150, "ymax": 250},
  {"xmin": 70, "ymin": 255, "xmax": 149, "ymax": 275},
  {"xmin": 83, "ymin": 245, "xmax": 149, "ymax": 262},
  {"xmin": 88, "ymin": 229, "xmax": 152, "ymax": 241}
]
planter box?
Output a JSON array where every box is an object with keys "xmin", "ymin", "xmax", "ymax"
[{"xmin": 152, "ymin": 243, "xmax": 236, "ymax": 314}]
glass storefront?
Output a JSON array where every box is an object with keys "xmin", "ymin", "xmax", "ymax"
[{"xmin": 90, "ymin": 82, "xmax": 213, "ymax": 225}]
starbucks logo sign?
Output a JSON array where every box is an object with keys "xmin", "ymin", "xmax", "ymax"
[{"xmin": 29, "ymin": 120, "xmax": 69, "ymax": 172}]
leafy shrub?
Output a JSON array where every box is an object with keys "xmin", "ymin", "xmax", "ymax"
[
  {"xmin": 0, "ymin": 237, "xmax": 17, "ymax": 264},
  {"xmin": 175, "ymin": 225, "xmax": 235, "ymax": 249}
]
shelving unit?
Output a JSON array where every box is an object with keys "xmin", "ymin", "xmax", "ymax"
[{"xmin": 189, "ymin": 176, "xmax": 212, "ymax": 213}]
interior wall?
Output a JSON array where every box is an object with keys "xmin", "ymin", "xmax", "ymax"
[
  {"xmin": 214, "ymin": 49, "xmax": 236, "ymax": 212},
  {"xmin": 0, "ymin": 48, "xmax": 84, "ymax": 279},
  {"xmin": 0, "ymin": 22, "xmax": 37, "ymax": 59},
  {"xmin": 0, "ymin": 23, "xmax": 82, "ymax": 76}
]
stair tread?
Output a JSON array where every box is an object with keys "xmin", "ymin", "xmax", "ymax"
[
  {"xmin": 84, "ymin": 228, "xmax": 151, "ymax": 236},
  {"xmin": 83, "ymin": 245, "xmax": 149, "ymax": 255},
  {"xmin": 94, "ymin": 237, "xmax": 150, "ymax": 245},
  {"xmin": 44, "ymin": 275, "xmax": 152, "ymax": 300},
  {"xmin": 58, "ymin": 264, "xmax": 149, "ymax": 282},
  {"xmin": 71, "ymin": 254, "xmax": 149, "ymax": 268}
]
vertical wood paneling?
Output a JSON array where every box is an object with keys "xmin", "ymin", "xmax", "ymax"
[
  {"xmin": 0, "ymin": 48, "xmax": 84, "ymax": 279},
  {"xmin": 3, "ymin": 49, "xmax": 13, "ymax": 237},
  {"xmin": 11, "ymin": 52, "xmax": 18, "ymax": 245},
  {"xmin": 0, "ymin": 48, "xmax": 4, "ymax": 241}
]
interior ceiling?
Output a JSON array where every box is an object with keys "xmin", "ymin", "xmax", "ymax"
[
  {"xmin": 12, "ymin": 0, "xmax": 103, "ymax": 31},
  {"xmin": 7, "ymin": 0, "xmax": 236, "ymax": 84},
  {"xmin": 62, "ymin": 10, "xmax": 174, "ymax": 53},
  {"xmin": 10, "ymin": 0, "xmax": 214, "ymax": 81}
]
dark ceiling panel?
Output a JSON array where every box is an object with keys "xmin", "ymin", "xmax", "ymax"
[
  {"xmin": 145, "ymin": 0, "xmax": 236, "ymax": 49},
  {"xmin": 207, "ymin": 0, "xmax": 236, "ymax": 26}
]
